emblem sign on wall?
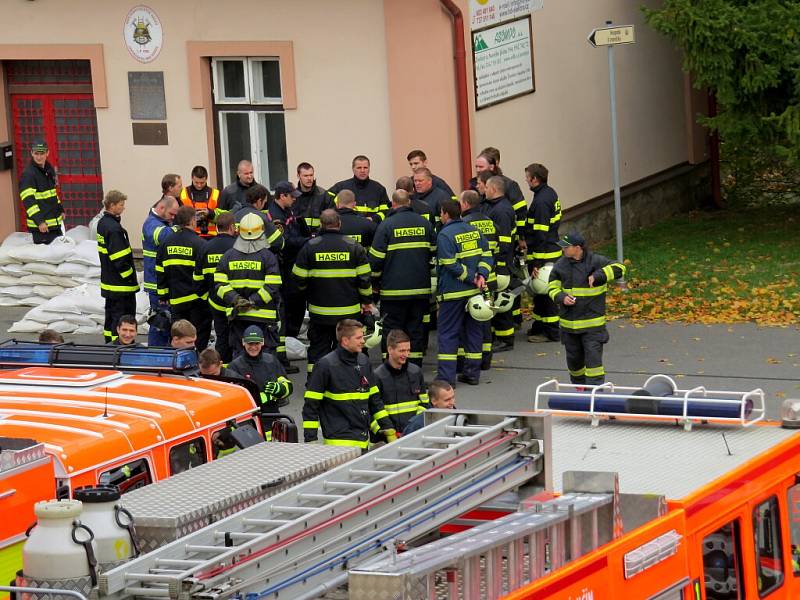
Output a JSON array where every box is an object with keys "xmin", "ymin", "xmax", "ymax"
[{"xmin": 124, "ymin": 5, "xmax": 163, "ymax": 63}]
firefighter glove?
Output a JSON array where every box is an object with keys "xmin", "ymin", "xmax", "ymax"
[
  {"xmin": 382, "ymin": 428, "xmax": 398, "ymax": 443},
  {"xmin": 264, "ymin": 381, "xmax": 281, "ymax": 396}
]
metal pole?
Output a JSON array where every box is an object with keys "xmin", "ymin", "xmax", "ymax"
[{"xmin": 606, "ymin": 20, "xmax": 626, "ymax": 286}]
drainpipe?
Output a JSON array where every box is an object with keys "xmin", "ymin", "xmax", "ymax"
[{"xmin": 439, "ymin": 0, "xmax": 473, "ymax": 189}]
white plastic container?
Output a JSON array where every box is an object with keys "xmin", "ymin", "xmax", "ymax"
[
  {"xmin": 23, "ymin": 499, "xmax": 91, "ymax": 580},
  {"xmin": 73, "ymin": 485, "xmax": 138, "ymax": 566}
]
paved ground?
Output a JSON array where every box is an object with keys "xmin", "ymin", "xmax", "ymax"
[{"xmin": 3, "ymin": 306, "xmax": 798, "ymax": 420}]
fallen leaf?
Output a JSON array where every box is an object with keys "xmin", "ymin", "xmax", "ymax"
[
  {"xmin": 767, "ymin": 357, "xmax": 783, "ymax": 364},
  {"xmin": 777, "ymin": 392, "xmax": 787, "ymax": 398}
]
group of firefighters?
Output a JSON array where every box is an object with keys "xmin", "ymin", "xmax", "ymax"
[{"xmin": 20, "ymin": 140, "xmax": 626, "ymax": 450}]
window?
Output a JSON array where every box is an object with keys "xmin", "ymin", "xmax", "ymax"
[
  {"xmin": 754, "ymin": 496, "xmax": 784, "ymax": 596},
  {"xmin": 211, "ymin": 418, "xmax": 259, "ymax": 459},
  {"xmin": 98, "ymin": 458, "xmax": 152, "ymax": 494},
  {"xmin": 702, "ymin": 520, "xmax": 743, "ymax": 600},
  {"xmin": 169, "ymin": 438, "xmax": 207, "ymax": 475},
  {"xmin": 787, "ymin": 484, "xmax": 800, "ymax": 576},
  {"xmin": 212, "ymin": 57, "xmax": 288, "ymax": 189}
]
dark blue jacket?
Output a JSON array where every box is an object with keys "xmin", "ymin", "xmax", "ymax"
[
  {"xmin": 435, "ymin": 219, "xmax": 491, "ymax": 301},
  {"xmin": 142, "ymin": 209, "xmax": 175, "ymax": 295}
]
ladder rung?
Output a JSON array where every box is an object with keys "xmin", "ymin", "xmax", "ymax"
[
  {"xmin": 213, "ymin": 531, "xmax": 262, "ymax": 541},
  {"xmin": 373, "ymin": 458, "xmax": 420, "ymax": 467},
  {"xmin": 124, "ymin": 573, "xmax": 175, "ymax": 583},
  {"xmin": 349, "ymin": 468, "xmax": 394, "ymax": 478},
  {"xmin": 147, "ymin": 569, "xmax": 186, "ymax": 575},
  {"xmin": 324, "ymin": 480, "xmax": 371, "ymax": 491},
  {"xmin": 242, "ymin": 518, "xmax": 290, "ymax": 527},
  {"xmin": 124, "ymin": 587, "xmax": 171, "ymax": 597},
  {"xmin": 271, "ymin": 505, "xmax": 318, "ymax": 515},
  {"xmin": 185, "ymin": 544, "xmax": 229, "ymax": 553},
  {"xmin": 421, "ymin": 436, "xmax": 459, "ymax": 444},
  {"xmin": 297, "ymin": 492, "xmax": 346, "ymax": 502},
  {"xmin": 398, "ymin": 447, "xmax": 445, "ymax": 455},
  {"xmin": 155, "ymin": 558, "xmax": 205, "ymax": 567},
  {"xmin": 444, "ymin": 425, "xmax": 489, "ymax": 434}
]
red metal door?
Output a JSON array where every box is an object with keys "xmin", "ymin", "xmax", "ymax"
[{"xmin": 11, "ymin": 93, "xmax": 103, "ymax": 229}]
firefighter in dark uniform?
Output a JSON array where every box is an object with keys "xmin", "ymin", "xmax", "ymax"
[
  {"xmin": 369, "ymin": 190, "xmax": 436, "ymax": 365},
  {"xmin": 233, "ymin": 184, "xmax": 284, "ymax": 255},
  {"xmin": 296, "ymin": 162, "xmax": 334, "ymax": 234},
  {"xmin": 335, "ymin": 189, "xmax": 377, "ymax": 250},
  {"xmin": 396, "ymin": 176, "xmax": 434, "ymax": 224},
  {"xmin": 97, "ymin": 190, "xmax": 139, "ymax": 343},
  {"xmin": 328, "ymin": 155, "xmax": 390, "ymax": 223},
  {"xmin": 407, "ymin": 149, "xmax": 455, "ymax": 197},
  {"xmin": 218, "ymin": 160, "xmax": 255, "ymax": 213},
  {"xmin": 201, "ymin": 212, "xmax": 237, "ymax": 362},
  {"xmin": 179, "ymin": 165, "xmax": 220, "ymax": 239},
  {"xmin": 292, "ymin": 209, "xmax": 373, "ymax": 373},
  {"xmin": 156, "ymin": 205, "xmax": 211, "ymax": 351},
  {"xmin": 214, "ymin": 212, "xmax": 282, "ymax": 358},
  {"xmin": 268, "ymin": 180, "xmax": 309, "ymax": 374},
  {"xmin": 483, "ymin": 176, "xmax": 518, "ymax": 353},
  {"xmin": 228, "ymin": 325, "xmax": 293, "ymax": 439},
  {"xmin": 548, "ymin": 232, "xmax": 626, "ymax": 386},
  {"xmin": 374, "ymin": 329, "xmax": 429, "ymax": 433},
  {"xmin": 459, "ymin": 190, "xmax": 498, "ymax": 369},
  {"xmin": 436, "ymin": 197, "xmax": 492, "ymax": 386},
  {"xmin": 412, "ymin": 168, "xmax": 452, "ymax": 230},
  {"xmin": 303, "ymin": 319, "xmax": 395, "ymax": 451},
  {"xmin": 524, "ymin": 163, "xmax": 563, "ymax": 342},
  {"xmin": 20, "ymin": 140, "xmax": 63, "ymax": 245}
]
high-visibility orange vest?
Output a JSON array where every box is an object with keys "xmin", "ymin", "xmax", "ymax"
[{"xmin": 180, "ymin": 186, "xmax": 220, "ymax": 237}]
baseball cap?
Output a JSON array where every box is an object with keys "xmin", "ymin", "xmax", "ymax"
[
  {"xmin": 557, "ymin": 232, "xmax": 586, "ymax": 248},
  {"xmin": 242, "ymin": 325, "xmax": 264, "ymax": 343},
  {"xmin": 31, "ymin": 140, "xmax": 48, "ymax": 152},
  {"xmin": 274, "ymin": 181, "xmax": 301, "ymax": 198}
]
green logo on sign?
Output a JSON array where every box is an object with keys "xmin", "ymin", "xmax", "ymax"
[{"xmin": 474, "ymin": 35, "xmax": 489, "ymax": 51}]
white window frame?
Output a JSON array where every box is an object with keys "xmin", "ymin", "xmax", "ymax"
[
  {"xmin": 212, "ymin": 57, "xmax": 282, "ymax": 105},
  {"xmin": 218, "ymin": 109, "xmax": 285, "ymax": 189}
]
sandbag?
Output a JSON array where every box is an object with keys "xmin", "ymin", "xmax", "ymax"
[
  {"xmin": 1, "ymin": 232, "xmax": 33, "ymax": 249},
  {"xmin": 24, "ymin": 262, "xmax": 59, "ymax": 276},
  {"xmin": 55, "ymin": 262, "xmax": 90, "ymax": 277},
  {"xmin": 71, "ymin": 240, "xmax": 101, "ymax": 266},
  {"xmin": 65, "ymin": 226, "xmax": 91, "ymax": 244},
  {"xmin": 8, "ymin": 319, "xmax": 46, "ymax": 333},
  {"xmin": 84, "ymin": 267, "xmax": 101, "ymax": 279},
  {"xmin": 0, "ymin": 275, "xmax": 20, "ymax": 286},
  {"xmin": 45, "ymin": 320, "xmax": 78, "ymax": 334},
  {"xmin": 74, "ymin": 324, "xmax": 103, "ymax": 335},
  {"xmin": 20, "ymin": 274, "xmax": 58, "ymax": 286},
  {"xmin": 0, "ymin": 297, "xmax": 18, "ymax": 306},
  {"xmin": 0, "ymin": 285, "xmax": 34, "ymax": 299},
  {"xmin": 1, "ymin": 264, "xmax": 32, "ymax": 276},
  {"xmin": 8, "ymin": 236, "xmax": 75, "ymax": 264},
  {"xmin": 286, "ymin": 336, "xmax": 308, "ymax": 361},
  {"xmin": 18, "ymin": 296, "xmax": 48, "ymax": 307},
  {"xmin": 32, "ymin": 285, "xmax": 66, "ymax": 299}
]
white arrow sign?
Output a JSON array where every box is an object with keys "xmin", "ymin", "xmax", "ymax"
[{"xmin": 588, "ymin": 25, "xmax": 635, "ymax": 47}]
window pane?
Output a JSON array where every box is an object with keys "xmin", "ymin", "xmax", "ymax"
[
  {"xmin": 98, "ymin": 458, "xmax": 152, "ymax": 494},
  {"xmin": 754, "ymin": 496, "xmax": 784, "ymax": 596},
  {"xmin": 256, "ymin": 112, "xmax": 287, "ymax": 189},
  {"xmin": 217, "ymin": 60, "xmax": 247, "ymax": 101},
  {"xmin": 221, "ymin": 112, "xmax": 252, "ymax": 185},
  {"xmin": 169, "ymin": 438, "xmax": 207, "ymax": 475},
  {"xmin": 702, "ymin": 521, "xmax": 742, "ymax": 600},
  {"xmin": 787, "ymin": 485, "xmax": 800, "ymax": 575},
  {"xmin": 251, "ymin": 59, "xmax": 282, "ymax": 103}
]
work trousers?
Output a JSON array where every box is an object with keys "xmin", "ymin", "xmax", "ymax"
[
  {"xmin": 147, "ymin": 293, "xmax": 171, "ymax": 347},
  {"xmin": 103, "ymin": 294, "xmax": 137, "ymax": 343},
  {"xmin": 307, "ymin": 322, "xmax": 338, "ymax": 374},
  {"xmin": 561, "ymin": 327, "xmax": 610, "ymax": 386},
  {"xmin": 171, "ymin": 299, "xmax": 212, "ymax": 351},
  {"xmin": 281, "ymin": 275, "xmax": 306, "ymax": 338},
  {"xmin": 529, "ymin": 294, "xmax": 560, "ymax": 340},
  {"xmin": 491, "ymin": 309, "xmax": 515, "ymax": 345},
  {"xmin": 380, "ymin": 298, "xmax": 429, "ymax": 365},
  {"xmin": 437, "ymin": 299, "xmax": 482, "ymax": 385},
  {"xmin": 212, "ymin": 311, "xmax": 232, "ymax": 363},
  {"xmin": 32, "ymin": 228, "xmax": 61, "ymax": 245},
  {"xmin": 229, "ymin": 320, "xmax": 279, "ymax": 358}
]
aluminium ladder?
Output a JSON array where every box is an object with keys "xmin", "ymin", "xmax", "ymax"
[{"xmin": 96, "ymin": 411, "xmax": 547, "ymax": 600}]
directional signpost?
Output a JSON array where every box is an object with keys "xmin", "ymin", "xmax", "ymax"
[{"xmin": 588, "ymin": 22, "xmax": 635, "ymax": 286}]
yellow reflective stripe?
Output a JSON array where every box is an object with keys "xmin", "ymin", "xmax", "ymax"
[
  {"xmin": 163, "ymin": 258, "xmax": 196, "ymax": 267},
  {"xmin": 153, "ymin": 226, "xmax": 167, "ymax": 244},
  {"xmin": 308, "ymin": 303, "xmax": 360, "ymax": 316},
  {"xmin": 98, "ymin": 246, "xmax": 108, "ymax": 254},
  {"xmin": 465, "ymin": 352, "xmax": 482, "ymax": 360},
  {"xmin": 120, "ymin": 268, "xmax": 134, "ymax": 279},
  {"xmin": 457, "ymin": 264, "xmax": 468, "ymax": 281},
  {"xmin": 26, "ymin": 204, "xmax": 40, "ymax": 216},
  {"xmin": 512, "ymin": 199, "xmax": 526, "ymax": 211},
  {"xmin": 569, "ymin": 366, "xmax": 586, "ymax": 376},
  {"xmin": 355, "ymin": 263, "xmax": 371, "ymax": 275},
  {"xmin": 33, "ymin": 189, "xmax": 57, "ymax": 199},
  {"xmin": 143, "ymin": 282, "xmax": 157, "ymax": 290},
  {"xmin": 585, "ymin": 366, "xmax": 605, "ymax": 377},
  {"xmin": 170, "ymin": 293, "xmax": 201, "ymax": 305},
  {"xmin": 455, "ymin": 248, "xmax": 482, "ymax": 259},
  {"xmin": 564, "ymin": 285, "xmax": 607, "ymax": 297},
  {"xmin": 380, "ymin": 287, "xmax": 431, "ymax": 296},
  {"xmin": 529, "ymin": 250, "xmax": 562, "ymax": 260},
  {"xmin": 20, "ymin": 187, "xmax": 36, "ymax": 200},
  {"xmin": 437, "ymin": 353, "xmax": 458, "ymax": 360},
  {"xmin": 238, "ymin": 308, "xmax": 277, "ymax": 319},
  {"xmin": 492, "ymin": 327, "xmax": 514, "ymax": 337},
  {"xmin": 439, "ymin": 257, "xmax": 456, "ymax": 265},
  {"xmin": 438, "ymin": 289, "xmax": 475, "ymax": 300},
  {"xmin": 142, "ymin": 249, "xmax": 157, "ymax": 258},
  {"xmin": 109, "ymin": 247, "xmax": 132, "ymax": 261},
  {"xmin": 303, "ymin": 420, "xmax": 320, "ymax": 429},
  {"xmin": 265, "ymin": 275, "xmax": 282, "ymax": 284},
  {"xmin": 482, "ymin": 342, "xmax": 492, "ymax": 352},
  {"xmin": 305, "ymin": 390, "xmax": 324, "ymax": 400},
  {"xmin": 323, "ymin": 390, "xmax": 372, "ymax": 401},
  {"xmin": 227, "ymin": 278, "xmax": 269, "ymax": 288},
  {"xmin": 497, "ymin": 235, "xmax": 512, "ymax": 243},
  {"xmin": 257, "ymin": 288, "xmax": 272, "ymax": 304},
  {"xmin": 267, "ymin": 229, "xmax": 283, "ymax": 245},
  {"xmin": 292, "ymin": 264, "xmax": 309, "ymax": 277},
  {"xmin": 324, "ymin": 438, "xmax": 368, "ymax": 449},
  {"xmin": 302, "ymin": 269, "xmax": 359, "ymax": 278},
  {"xmin": 383, "ymin": 401, "xmax": 421, "ymax": 415},
  {"xmin": 559, "ymin": 316, "xmax": 606, "ymax": 330},
  {"xmin": 100, "ymin": 283, "xmax": 139, "ymax": 292},
  {"xmin": 532, "ymin": 223, "xmax": 549, "ymax": 231},
  {"xmin": 369, "ymin": 247, "xmax": 386, "ymax": 259},
  {"xmin": 209, "ymin": 297, "xmax": 229, "ymax": 313},
  {"xmin": 213, "ymin": 272, "xmax": 229, "ymax": 283},
  {"xmin": 386, "ymin": 241, "xmax": 431, "ymax": 251},
  {"xmin": 532, "ymin": 313, "xmax": 560, "ymax": 323}
]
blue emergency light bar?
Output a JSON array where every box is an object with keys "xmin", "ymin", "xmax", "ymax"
[{"xmin": 0, "ymin": 340, "xmax": 198, "ymax": 373}]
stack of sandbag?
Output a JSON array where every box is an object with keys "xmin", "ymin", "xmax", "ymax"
[
  {"xmin": 8, "ymin": 283, "xmax": 150, "ymax": 336},
  {"xmin": 0, "ymin": 227, "xmax": 101, "ymax": 307}
]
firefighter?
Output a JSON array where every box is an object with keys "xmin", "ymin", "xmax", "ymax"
[
  {"xmin": 198, "ymin": 348, "xmax": 237, "ymax": 377},
  {"xmin": 369, "ymin": 189, "xmax": 436, "ymax": 365},
  {"xmin": 292, "ymin": 209, "xmax": 373, "ymax": 372},
  {"xmin": 219, "ymin": 159, "xmax": 255, "ymax": 213},
  {"xmin": 328, "ymin": 155, "xmax": 390, "ymax": 223},
  {"xmin": 296, "ymin": 162, "xmax": 334, "ymax": 234},
  {"xmin": 110, "ymin": 315, "xmax": 139, "ymax": 346},
  {"xmin": 335, "ymin": 189, "xmax": 377, "ymax": 250},
  {"xmin": 548, "ymin": 232, "xmax": 626, "ymax": 386},
  {"xmin": 142, "ymin": 192, "xmax": 179, "ymax": 346},
  {"xmin": 97, "ymin": 190, "xmax": 139, "ymax": 343},
  {"xmin": 214, "ymin": 212, "xmax": 282, "ymax": 358},
  {"xmin": 156, "ymin": 205, "xmax": 212, "ymax": 351},
  {"xmin": 234, "ymin": 184, "xmax": 284, "ymax": 254},
  {"xmin": 412, "ymin": 168, "xmax": 451, "ymax": 229},
  {"xmin": 201, "ymin": 212, "xmax": 237, "ymax": 362},
  {"xmin": 483, "ymin": 176, "xmax": 518, "ymax": 353},
  {"xmin": 228, "ymin": 325, "xmax": 293, "ymax": 437},
  {"xmin": 436, "ymin": 197, "xmax": 492, "ymax": 386},
  {"xmin": 402, "ymin": 379, "xmax": 455, "ymax": 435},
  {"xmin": 396, "ymin": 176, "xmax": 434, "ymax": 224},
  {"xmin": 161, "ymin": 173, "xmax": 183, "ymax": 200},
  {"xmin": 20, "ymin": 140, "xmax": 63, "ymax": 245},
  {"xmin": 268, "ymin": 180, "xmax": 309, "ymax": 374},
  {"xmin": 303, "ymin": 318, "xmax": 395, "ymax": 451},
  {"xmin": 179, "ymin": 165, "xmax": 220, "ymax": 238},
  {"xmin": 459, "ymin": 190, "xmax": 497, "ymax": 369},
  {"xmin": 374, "ymin": 329, "xmax": 429, "ymax": 434},
  {"xmin": 170, "ymin": 320, "xmax": 197, "ymax": 349},
  {"xmin": 406, "ymin": 149, "xmax": 455, "ymax": 197},
  {"xmin": 524, "ymin": 163, "xmax": 563, "ymax": 342}
]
